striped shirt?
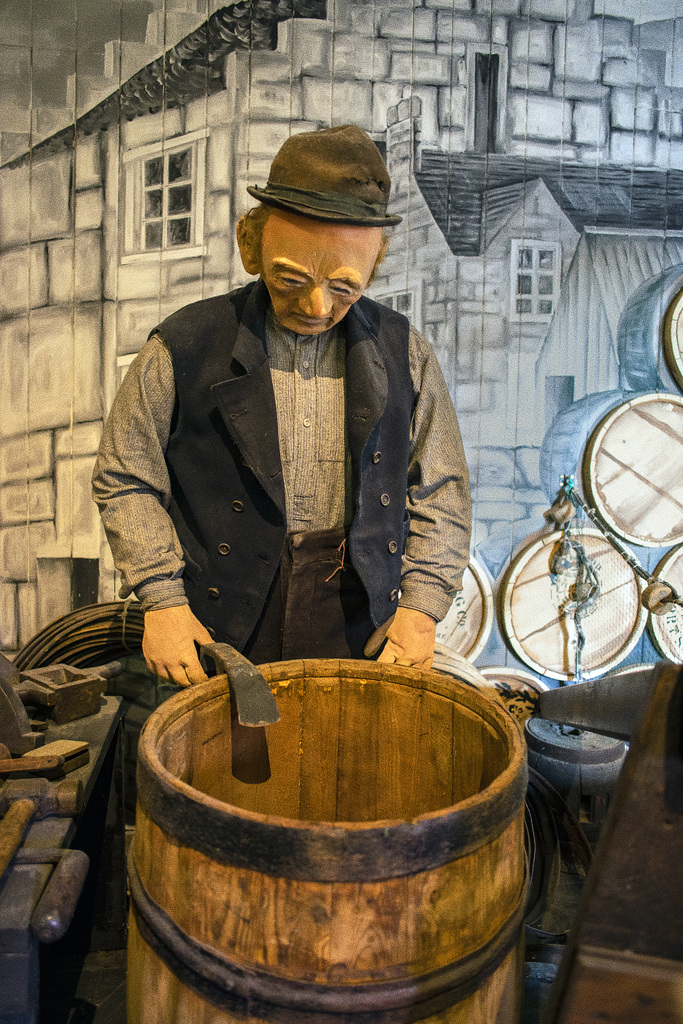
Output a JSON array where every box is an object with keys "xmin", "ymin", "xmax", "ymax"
[{"xmin": 265, "ymin": 304, "xmax": 352, "ymax": 532}]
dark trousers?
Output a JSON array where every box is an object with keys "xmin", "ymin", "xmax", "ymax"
[{"xmin": 242, "ymin": 528, "xmax": 375, "ymax": 664}]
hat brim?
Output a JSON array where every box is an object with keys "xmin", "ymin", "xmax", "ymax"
[{"xmin": 246, "ymin": 185, "xmax": 402, "ymax": 227}]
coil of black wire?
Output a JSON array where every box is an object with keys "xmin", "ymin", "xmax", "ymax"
[
  {"xmin": 524, "ymin": 766, "xmax": 593, "ymax": 942},
  {"xmin": 14, "ymin": 601, "xmax": 145, "ymax": 670}
]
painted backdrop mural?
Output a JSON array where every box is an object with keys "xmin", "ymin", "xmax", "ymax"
[{"xmin": 1, "ymin": 0, "xmax": 682, "ymax": 674}]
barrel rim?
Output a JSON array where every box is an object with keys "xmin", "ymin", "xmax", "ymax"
[
  {"xmin": 662, "ymin": 284, "xmax": 683, "ymax": 393},
  {"xmin": 498, "ymin": 527, "xmax": 647, "ymax": 681},
  {"xmin": 136, "ymin": 659, "xmax": 528, "ymax": 881},
  {"xmin": 430, "ymin": 643, "xmax": 494, "ymax": 689},
  {"xmin": 648, "ymin": 542, "xmax": 683, "ymax": 661},
  {"xmin": 583, "ymin": 390, "xmax": 683, "ymax": 548},
  {"xmin": 524, "ymin": 717, "xmax": 627, "ymax": 764},
  {"xmin": 479, "ymin": 666, "xmax": 549, "ymax": 693}
]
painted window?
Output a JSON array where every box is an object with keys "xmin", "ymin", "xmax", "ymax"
[
  {"xmin": 473, "ymin": 53, "xmax": 499, "ymax": 154},
  {"xmin": 378, "ymin": 291, "xmax": 413, "ymax": 315},
  {"xmin": 511, "ymin": 241, "xmax": 560, "ymax": 321},
  {"xmin": 122, "ymin": 129, "xmax": 208, "ymax": 262},
  {"xmin": 374, "ymin": 287, "xmax": 422, "ymax": 330}
]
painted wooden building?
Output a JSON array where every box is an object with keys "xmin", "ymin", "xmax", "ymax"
[{"xmin": 1, "ymin": 0, "xmax": 681, "ymax": 673}]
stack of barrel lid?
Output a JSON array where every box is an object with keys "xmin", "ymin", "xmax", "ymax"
[
  {"xmin": 432, "ymin": 281, "xmax": 683, "ymax": 865},
  {"xmin": 436, "ymin": 280, "xmax": 683, "ymax": 690}
]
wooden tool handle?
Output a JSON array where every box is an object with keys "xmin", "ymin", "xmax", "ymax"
[
  {"xmin": 0, "ymin": 756, "xmax": 65, "ymax": 778},
  {"xmin": 31, "ymin": 848, "xmax": 90, "ymax": 943},
  {"xmin": 0, "ymin": 798, "xmax": 36, "ymax": 882}
]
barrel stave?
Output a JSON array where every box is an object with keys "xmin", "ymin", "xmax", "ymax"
[
  {"xmin": 129, "ymin": 661, "xmax": 527, "ymax": 1023},
  {"xmin": 132, "ymin": 805, "xmax": 524, "ymax": 984},
  {"xmin": 127, "ymin": 912, "xmax": 524, "ymax": 1024}
]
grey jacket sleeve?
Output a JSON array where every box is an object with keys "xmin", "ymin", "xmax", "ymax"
[
  {"xmin": 398, "ymin": 327, "xmax": 472, "ymax": 623},
  {"xmin": 91, "ymin": 335, "xmax": 189, "ymax": 612}
]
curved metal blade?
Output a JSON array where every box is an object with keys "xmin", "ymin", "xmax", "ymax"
[{"xmin": 200, "ymin": 642, "xmax": 280, "ymax": 727}]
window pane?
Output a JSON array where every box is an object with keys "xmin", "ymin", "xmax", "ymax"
[
  {"xmin": 145, "ymin": 221, "xmax": 162, "ymax": 249},
  {"xmin": 517, "ymin": 274, "xmax": 532, "ymax": 295},
  {"xmin": 168, "ymin": 184, "xmax": 192, "ymax": 214},
  {"xmin": 145, "ymin": 157, "xmax": 163, "ymax": 186},
  {"xmin": 144, "ymin": 190, "xmax": 163, "ymax": 218},
  {"xmin": 379, "ymin": 296, "xmax": 394, "ymax": 309},
  {"xmin": 168, "ymin": 217, "xmax": 191, "ymax": 246},
  {"xmin": 518, "ymin": 248, "xmax": 533, "ymax": 269},
  {"xmin": 397, "ymin": 292, "xmax": 412, "ymax": 313},
  {"xmin": 538, "ymin": 275, "xmax": 554, "ymax": 295},
  {"xmin": 539, "ymin": 250, "xmax": 554, "ymax": 270},
  {"xmin": 539, "ymin": 300, "xmax": 553, "ymax": 315},
  {"xmin": 517, "ymin": 299, "xmax": 532, "ymax": 313},
  {"xmin": 168, "ymin": 149, "xmax": 191, "ymax": 182}
]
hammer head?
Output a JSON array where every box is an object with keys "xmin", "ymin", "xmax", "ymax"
[{"xmin": 0, "ymin": 778, "xmax": 83, "ymax": 819}]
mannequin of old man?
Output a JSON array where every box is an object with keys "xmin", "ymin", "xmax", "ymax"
[{"xmin": 141, "ymin": 205, "xmax": 437, "ymax": 685}]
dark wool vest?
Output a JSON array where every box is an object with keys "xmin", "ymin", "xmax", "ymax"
[{"xmin": 155, "ymin": 280, "xmax": 413, "ymax": 650}]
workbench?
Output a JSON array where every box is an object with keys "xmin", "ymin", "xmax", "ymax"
[{"xmin": 0, "ymin": 696, "xmax": 125, "ymax": 1024}]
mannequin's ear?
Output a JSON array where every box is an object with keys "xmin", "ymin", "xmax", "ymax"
[
  {"xmin": 367, "ymin": 234, "xmax": 390, "ymax": 286},
  {"xmin": 236, "ymin": 214, "xmax": 262, "ymax": 276}
]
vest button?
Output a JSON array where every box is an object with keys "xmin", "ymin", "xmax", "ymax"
[
  {"xmin": 232, "ymin": 500, "xmax": 244, "ymax": 512},
  {"xmin": 218, "ymin": 543, "xmax": 231, "ymax": 556},
  {"xmin": 389, "ymin": 589, "xmax": 398, "ymax": 602},
  {"xmin": 372, "ymin": 451, "xmax": 382, "ymax": 463},
  {"xmin": 380, "ymin": 493, "xmax": 390, "ymax": 506},
  {"xmin": 207, "ymin": 587, "xmax": 220, "ymax": 599},
  {"xmin": 388, "ymin": 540, "xmax": 398, "ymax": 554}
]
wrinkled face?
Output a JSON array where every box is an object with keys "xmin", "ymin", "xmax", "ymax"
[{"xmin": 258, "ymin": 209, "xmax": 383, "ymax": 334}]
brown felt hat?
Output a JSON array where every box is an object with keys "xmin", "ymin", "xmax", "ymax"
[{"xmin": 247, "ymin": 124, "xmax": 402, "ymax": 227}]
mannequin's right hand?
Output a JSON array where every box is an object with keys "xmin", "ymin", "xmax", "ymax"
[{"xmin": 142, "ymin": 605, "xmax": 214, "ymax": 687}]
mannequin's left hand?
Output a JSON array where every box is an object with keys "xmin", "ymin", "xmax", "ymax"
[{"xmin": 376, "ymin": 607, "xmax": 436, "ymax": 670}]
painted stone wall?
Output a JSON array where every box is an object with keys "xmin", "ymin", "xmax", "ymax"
[{"xmin": 0, "ymin": 136, "xmax": 104, "ymax": 646}]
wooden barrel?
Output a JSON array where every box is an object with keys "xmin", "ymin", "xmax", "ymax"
[
  {"xmin": 525, "ymin": 719, "xmax": 627, "ymax": 813},
  {"xmin": 435, "ymin": 557, "xmax": 494, "ymax": 662},
  {"xmin": 498, "ymin": 528, "xmax": 647, "ymax": 681},
  {"xmin": 479, "ymin": 666, "xmax": 548, "ymax": 694},
  {"xmin": 648, "ymin": 544, "xmax": 683, "ymax": 662},
  {"xmin": 431, "ymin": 648, "xmax": 547, "ymax": 724},
  {"xmin": 582, "ymin": 392, "xmax": 683, "ymax": 547},
  {"xmin": 662, "ymin": 282, "xmax": 683, "ymax": 393},
  {"xmin": 538, "ymin": 390, "xmax": 630, "ymax": 503},
  {"xmin": 128, "ymin": 659, "xmax": 527, "ymax": 1024},
  {"xmin": 617, "ymin": 266, "xmax": 683, "ymax": 395},
  {"xmin": 524, "ymin": 718, "xmax": 627, "ymax": 839},
  {"xmin": 479, "ymin": 667, "xmax": 548, "ymax": 725},
  {"xmin": 430, "ymin": 644, "xmax": 495, "ymax": 689}
]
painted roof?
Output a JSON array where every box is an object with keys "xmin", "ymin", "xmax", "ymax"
[
  {"xmin": 416, "ymin": 151, "xmax": 683, "ymax": 255},
  {"xmin": 4, "ymin": 0, "xmax": 326, "ymax": 169}
]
